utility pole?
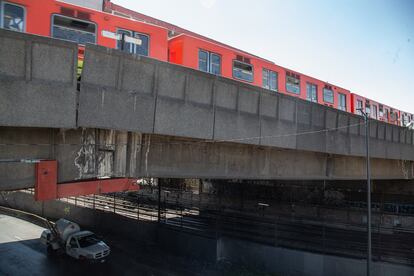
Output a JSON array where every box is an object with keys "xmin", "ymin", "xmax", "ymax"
[
  {"xmin": 358, "ymin": 108, "xmax": 372, "ymax": 276},
  {"xmin": 158, "ymin": 180, "xmax": 162, "ymax": 223},
  {"xmin": 120, "ymin": 33, "xmax": 125, "ymax": 51}
]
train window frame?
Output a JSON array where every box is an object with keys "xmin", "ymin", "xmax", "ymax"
[
  {"xmin": 198, "ymin": 49, "xmax": 221, "ymax": 75},
  {"xmin": 51, "ymin": 13, "xmax": 97, "ymax": 45},
  {"xmin": 210, "ymin": 52, "xmax": 221, "ymax": 75},
  {"xmin": 0, "ymin": 1, "xmax": 26, "ymax": 32},
  {"xmin": 384, "ymin": 108, "xmax": 389, "ymax": 122},
  {"xmin": 306, "ymin": 82, "xmax": 318, "ymax": 103},
  {"xmin": 356, "ymin": 100, "xmax": 363, "ymax": 115},
  {"xmin": 371, "ymin": 105, "xmax": 378, "ymax": 119},
  {"xmin": 232, "ymin": 60, "xmax": 254, "ymax": 83},
  {"xmin": 390, "ymin": 111, "xmax": 397, "ymax": 122},
  {"xmin": 198, "ymin": 49, "xmax": 209, "ymax": 72},
  {"xmin": 262, "ymin": 68, "xmax": 278, "ymax": 91},
  {"xmin": 116, "ymin": 28, "xmax": 150, "ymax": 57},
  {"xmin": 365, "ymin": 102, "xmax": 371, "ymax": 116},
  {"xmin": 133, "ymin": 31, "xmax": 150, "ymax": 57},
  {"xmin": 286, "ymin": 73, "xmax": 300, "ymax": 95},
  {"xmin": 403, "ymin": 113, "xmax": 410, "ymax": 126},
  {"xmin": 116, "ymin": 29, "xmax": 133, "ymax": 53},
  {"xmin": 322, "ymin": 88, "xmax": 334, "ymax": 104},
  {"xmin": 338, "ymin": 93, "xmax": 347, "ymax": 111}
]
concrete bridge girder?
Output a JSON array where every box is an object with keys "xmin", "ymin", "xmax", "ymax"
[{"xmin": 0, "ymin": 127, "xmax": 413, "ymax": 191}]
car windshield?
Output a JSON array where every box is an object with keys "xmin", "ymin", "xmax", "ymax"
[{"xmin": 77, "ymin": 234, "xmax": 100, "ymax": 248}]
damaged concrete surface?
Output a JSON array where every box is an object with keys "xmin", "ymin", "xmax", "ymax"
[{"xmin": 1, "ymin": 127, "xmax": 413, "ymax": 190}]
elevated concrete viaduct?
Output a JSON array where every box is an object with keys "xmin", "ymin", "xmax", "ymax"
[{"xmin": 1, "ymin": 29, "xmax": 414, "ymax": 191}]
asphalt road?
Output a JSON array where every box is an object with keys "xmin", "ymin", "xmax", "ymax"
[{"xmin": 0, "ymin": 214, "xmax": 203, "ymax": 276}]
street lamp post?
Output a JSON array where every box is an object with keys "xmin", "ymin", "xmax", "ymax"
[{"xmin": 358, "ymin": 108, "xmax": 372, "ymax": 276}]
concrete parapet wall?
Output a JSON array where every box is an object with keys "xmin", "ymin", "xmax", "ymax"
[
  {"xmin": 0, "ymin": 29, "xmax": 77, "ymax": 128},
  {"xmin": 80, "ymin": 44, "xmax": 414, "ymax": 161}
]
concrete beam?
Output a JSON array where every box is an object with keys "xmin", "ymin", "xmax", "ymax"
[
  {"xmin": 137, "ymin": 134, "xmax": 413, "ymax": 180},
  {"xmin": 0, "ymin": 29, "xmax": 77, "ymax": 128},
  {"xmin": 1, "ymin": 127, "xmax": 412, "ymax": 191}
]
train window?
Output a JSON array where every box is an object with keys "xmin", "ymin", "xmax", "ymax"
[
  {"xmin": 379, "ymin": 105, "xmax": 384, "ymax": 117},
  {"xmin": 52, "ymin": 14, "xmax": 96, "ymax": 44},
  {"xmin": 135, "ymin": 33, "xmax": 149, "ymax": 56},
  {"xmin": 356, "ymin": 100, "xmax": 363, "ymax": 115},
  {"xmin": 372, "ymin": 105, "xmax": 377, "ymax": 119},
  {"xmin": 210, "ymin": 53, "xmax": 221, "ymax": 75},
  {"xmin": 384, "ymin": 109, "xmax": 389, "ymax": 122},
  {"xmin": 1, "ymin": 2, "xmax": 25, "ymax": 32},
  {"xmin": 338, "ymin": 93, "xmax": 346, "ymax": 111},
  {"xmin": 198, "ymin": 50, "xmax": 209, "ymax": 72},
  {"xmin": 117, "ymin": 29, "xmax": 133, "ymax": 52},
  {"xmin": 403, "ymin": 113, "xmax": 410, "ymax": 126},
  {"xmin": 365, "ymin": 102, "xmax": 371, "ymax": 116},
  {"xmin": 263, "ymin": 69, "xmax": 277, "ymax": 91},
  {"xmin": 390, "ymin": 111, "xmax": 396, "ymax": 121},
  {"xmin": 198, "ymin": 50, "xmax": 208, "ymax": 72},
  {"xmin": 198, "ymin": 50, "xmax": 221, "ymax": 75},
  {"xmin": 323, "ymin": 88, "xmax": 334, "ymax": 103},
  {"xmin": 286, "ymin": 73, "xmax": 300, "ymax": 94},
  {"xmin": 306, "ymin": 83, "xmax": 317, "ymax": 102},
  {"xmin": 233, "ymin": 60, "xmax": 253, "ymax": 82},
  {"xmin": 116, "ymin": 29, "xmax": 149, "ymax": 56}
]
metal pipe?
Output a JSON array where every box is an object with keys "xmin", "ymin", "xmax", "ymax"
[
  {"xmin": 158, "ymin": 180, "xmax": 161, "ymax": 222},
  {"xmin": 357, "ymin": 108, "xmax": 372, "ymax": 276},
  {"xmin": 365, "ymin": 113, "xmax": 372, "ymax": 276}
]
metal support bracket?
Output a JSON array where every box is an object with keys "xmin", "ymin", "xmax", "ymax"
[{"xmin": 35, "ymin": 160, "xmax": 139, "ymax": 201}]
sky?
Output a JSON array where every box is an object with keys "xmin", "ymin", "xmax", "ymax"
[{"xmin": 115, "ymin": 0, "xmax": 414, "ymax": 113}]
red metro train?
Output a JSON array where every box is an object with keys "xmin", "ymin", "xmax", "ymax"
[{"xmin": 1, "ymin": 0, "xmax": 412, "ymax": 127}]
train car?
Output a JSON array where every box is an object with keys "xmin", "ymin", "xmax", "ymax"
[
  {"xmin": 169, "ymin": 33, "xmax": 275, "ymax": 86},
  {"xmin": 0, "ymin": 0, "xmax": 169, "ymax": 61},
  {"xmin": 169, "ymin": 33, "xmax": 352, "ymax": 112},
  {"xmin": 350, "ymin": 93, "xmax": 401, "ymax": 125},
  {"xmin": 284, "ymin": 71, "xmax": 351, "ymax": 112}
]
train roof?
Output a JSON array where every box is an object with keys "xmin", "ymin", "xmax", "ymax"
[
  {"xmin": 103, "ymin": 0, "xmax": 274, "ymax": 64},
  {"xmin": 169, "ymin": 33, "xmax": 352, "ymax": 93},
  {"xmin": 57, "ymin": 0, "xmax": 169, "ymax": 31}
]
